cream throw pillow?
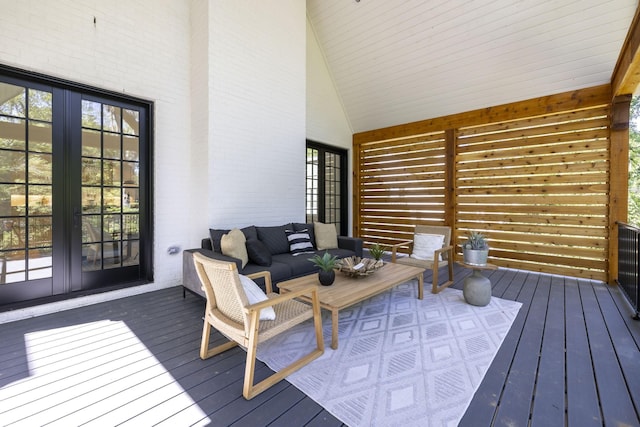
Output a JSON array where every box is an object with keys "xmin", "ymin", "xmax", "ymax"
[
  {"xmin": 410, "ymin": 233, "xmax": 444, "ymax": 261},
  {"xmin": 221, "ymin": 228, "xmax": 249, "ymax": 268},
  {"xmin": 239, "ymin": 274, "xmax": 276, "ymax": 321},
  {"xmin": 314, "ymin": 222, "xmax": 338, "ymax": 250}
]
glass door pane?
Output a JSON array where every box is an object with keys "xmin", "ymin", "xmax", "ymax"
[
  {"xmin": 0, "ymin": 82, "xmax": 53, "ymax": 287},
  {"xmin": 81, "ymin": 101, "xmax": 140, "ymax": 272}
]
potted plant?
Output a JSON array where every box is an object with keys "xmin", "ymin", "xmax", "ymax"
[
  {"xmin": 462, "ymin": 231, "xmax": 489, "ymax": 266},
  {"xmin": 368, "ymin": 243, "xmax": 387, "ymax": 261},
  {"xmin": 308, "ymin": 251, "xmax": 339, "ymax": 286}
]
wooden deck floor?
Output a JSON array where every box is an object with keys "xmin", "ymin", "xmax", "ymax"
[{"xmin": 0, "ymin": 265, "xmax": 639, "ymax": 426}]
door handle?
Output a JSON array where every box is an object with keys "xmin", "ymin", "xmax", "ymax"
[{"xmin": 73, "ymin": 208, "xmax": 81, "ymax": 228}]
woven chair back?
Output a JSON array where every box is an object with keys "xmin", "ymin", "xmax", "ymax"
[{"xmin": 193, "ymin": 253, "xmax": 249, "ymax": 325}]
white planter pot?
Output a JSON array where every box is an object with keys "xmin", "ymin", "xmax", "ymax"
[{"xmin": 463, "ymin": 248, "xmax": 489, "ymax": 266}]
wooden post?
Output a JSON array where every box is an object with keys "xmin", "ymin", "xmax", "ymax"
[
  {"xmin": 352, "ymin": 136, "xmax": 361, "ymax": 238},
  {"xmin": 609, "ymin": 94, "xmax": 631, "ymax": 285},
  {"xmin": 445, "ymin": 129, "xmax": 457, "ymax": 257}
]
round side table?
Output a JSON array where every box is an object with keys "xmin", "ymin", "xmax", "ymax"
[{"xmin": 457, "ymin": 261, "xmax": 498, "ymax": 306}]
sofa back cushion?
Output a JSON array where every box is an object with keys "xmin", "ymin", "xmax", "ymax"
[{"xmin": 256, "ymin": 224, "xmax": 292, "ymax": 255}]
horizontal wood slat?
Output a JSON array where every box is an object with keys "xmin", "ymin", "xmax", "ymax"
[{"xmin": 353, "ymin": 85, "xmax": 612, "ymax": 280}]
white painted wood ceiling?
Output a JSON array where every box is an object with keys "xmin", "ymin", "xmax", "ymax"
[{"xmin": 307, "ymin": 0, "xmax": 638, "ymax": 133}]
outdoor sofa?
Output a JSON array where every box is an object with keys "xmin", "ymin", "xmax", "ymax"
[{"xmin": 182, "ymin": 222, "xmax": 363, "ymax": 298}]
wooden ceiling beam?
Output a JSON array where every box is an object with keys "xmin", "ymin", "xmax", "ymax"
[{"xmin": 612, "ymin": 3, "xmax": 640, "ymax": 96}]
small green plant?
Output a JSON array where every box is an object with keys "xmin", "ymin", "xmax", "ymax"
[
  {"xmin": 308, "ymin": 251, "xmax": 339, "ymax": 271},
  {"xmin": 462, "ymin": 231, "xmax": 489, "ymax": 250},
  {"xmin": 368, "ymin": 243, "xmax": 388, "ymax": 260}
]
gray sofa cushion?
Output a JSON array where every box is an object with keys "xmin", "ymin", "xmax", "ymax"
[
  {"xmin": 256, "ymin": 224, "xmax": 292, "ymax": 255},
  {"xmin": 272, "ymin": 253, "xmax": 317, "ymax": 277}
]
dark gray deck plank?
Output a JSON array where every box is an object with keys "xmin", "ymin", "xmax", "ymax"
[
  {"xmin": 593, "ymin": 283, "xmax": 640, "ymax": 418},
  {"xmin": 579, "ymin": 278, "xmax": 638, "ymax": 426},
  {"xmin": 231, "ymin": 385, "xmax": 306, "ymax": 426},
  {"xmin": 268, "ymin": 397, "xmax": 326, "ymax": 427},
  {"xmin": 492, "ymin": 273, "xmax": 549, "ymax": 426},
  {"xmin": 458, "ymin": 269, "xmax": 538, "ymax": 426},
  {"xmin": 530, "ymin": 274, "xmax": 566, "ymax": 426},
  {"xmin": 564, "ymin": 276, "xmax": 602, "ymax": 426}
]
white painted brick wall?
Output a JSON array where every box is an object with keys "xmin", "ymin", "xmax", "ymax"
[
  {"xmin": 0, "ymin": 0, "xmax": 193, "ymax": 289},
  {"xmin": 0, "ymin": 1, "xmax": 352, "ymax": 313},
  {"xmin": 208, "ymin": 0, "xmax": 306, "ymax": 229}
]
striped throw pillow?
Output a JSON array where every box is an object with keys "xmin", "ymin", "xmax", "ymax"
[{"xmin": 285, "ymin": 229, "xmax": 315, "ymax": 256}]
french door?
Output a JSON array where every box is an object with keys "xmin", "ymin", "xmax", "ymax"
[
  {"xmin": 306, "ymin": 140, "xmax": 348, "ymax": 235},
  {"xmin": 0, "ymin": 69, "xmax": 152, "ymax": 307}
]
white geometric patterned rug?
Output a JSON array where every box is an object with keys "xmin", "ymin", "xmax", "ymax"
[{"xmin": 257, "ymin": 280, "xmax": 522, "ymax": 427}]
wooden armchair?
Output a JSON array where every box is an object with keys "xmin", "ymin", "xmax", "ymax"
[
  {"xmin": 192, "ymin": 252, "xmax": 324, "ymax": 400},
  {"xmin": 389, "ymin": 225, "xmax": 454, "ymax": 294}
]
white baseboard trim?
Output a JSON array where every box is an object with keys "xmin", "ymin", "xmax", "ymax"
[{"xmin": 0, "ymin": 282, "xmax": 178, "ymax": 325}]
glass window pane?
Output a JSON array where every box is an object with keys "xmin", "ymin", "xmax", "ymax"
[
  {"xmin": 103, "ymin": 160, "xmax": 120, "ymax": 186},
  {"xmin": 82, "ymin": 129, "xmax": 101, "ymax": 157},
  {"xmin": 83, "ymin": 243, "xmax": 101, "ymax": 270},
  {"xmin": 1, "ymin": 250, "xmax": 26, "ymax": 283},
  {"xmin": 123, "ymin": 214, "xmax": 139, "ymax": 238},
  {"xmin": 28, "ymin": 216, "xmax": 52, "ymax": 248},
  {"xmin": 28, "ymin": 247, "xmax": 52, "ymax": 279},
  {"xmin": 82, "ymin": 187, "xmax": 101, "ymax": 213},
  {"xmin": 82, "ymin": 158, "xmax": 101, "ymax": 185},
  {"xmin": 124, "ymin": 188, "xmax": 138, "ymax": 212},
  {"xmin": 122, "ymin": 109, "xmax": 139, "ymax": 135},
  {"xmin": 123, "ymin": 162, "xmax": 138, "ymax": 187},
  {"xmin": 82, "ymin": 100, "xmax": 101, "ymax": 130},
  {"xmin": 29, "ymin": 122, "xmax": 52, "ymax": 153},
  {"xmin": 103, "ymin": 214, "xmax": 120, "ymax": 240},
  {"xmin": 0, "ymin": 117, "xmax": 26, "ymax": 150},
  {"xmin": 27, "ymin": 89, "xmax": 52, "ymax": 122},
  {"xmin": 122, "ymin": 240, "xmax": 139, "ymax": 266},
  {"xmin": 28, "ymin": 185, "xmax": 52, "ymax": 215},
  {"xmin": 103, "ymin": 187, "xmax": 121, "ymax": 212},
  {"xmin": 28, "ymin": 153, "xmax": 52, "ymax": 184},
  {"xmin": 104, "ymin": 244, "xmax": 121, "ymax": 268},
  {"xmin": 0, "ymin": 150, "xmax": 25, "ymax": 183},
  {"xmin": 123, "ymin": 136, "xmax": 139, "ymax": 161},
  {"xmin": 103, "ymin": 132, "xmax": 120, "ymax": 159},
  {"xmin": 82, "ymin": 216, "xmax": 101, "ymax": 243},
  {"xmin": 103, "ymin": 105, "xmax": 121, "ymax": 132},
  {"xmin": 0, "ymin": 83, "xmax": 26, "ymax": 117},
  {"xmin": 1, "ymin": 184, "xmax": 26, "ymax": 216},
  {"xmin": 1, "ymin": 218, "xmax": 25, "ymax": 250}
]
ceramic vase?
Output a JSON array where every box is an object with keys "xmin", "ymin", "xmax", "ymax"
[{"xmin": 318, "ymin": 269, "xmax": 335, "ymax": 286}]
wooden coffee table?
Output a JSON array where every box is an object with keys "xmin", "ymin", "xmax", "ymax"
[{"xmin": 278, "ymin": 262, "xmax": 425, "ymax": 349}]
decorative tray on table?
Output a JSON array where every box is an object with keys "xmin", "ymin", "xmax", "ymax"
[{"xmin": 336, "ymin": 256, "xmax": 384, "ymax": 277}]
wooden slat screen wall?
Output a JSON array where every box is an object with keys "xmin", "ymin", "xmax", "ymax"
[
  {"xmin": 456, "ymin": 106, "xmax": 610, "ymax": 281},
  {"xmin": 356, "ymin": 131, "xmax": 449, "ymax": 248},
  {"xmin": 353, "ymin": 86, "xmax": 613, "ymax": 281}
]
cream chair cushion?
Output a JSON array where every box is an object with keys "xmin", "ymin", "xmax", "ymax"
[{"xmin": 411, "ymin": 233, "xmax": 444, "ymax": 261}]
